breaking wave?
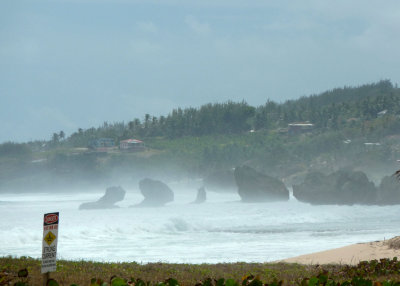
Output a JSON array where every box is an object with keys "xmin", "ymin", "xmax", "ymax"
[{"xmin": 0, "ymin": 189, "xmax": 399, "ymax": 263}]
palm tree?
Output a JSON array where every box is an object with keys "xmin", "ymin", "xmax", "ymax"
[
  {"xmin": 52, "ymin": 133, "xmax": 59, "ymax": 144},
  {"xmin": 59, "ymin": 130, "xmax": 65, "ymax": 140}
]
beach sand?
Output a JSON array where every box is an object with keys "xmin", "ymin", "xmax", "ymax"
[{"xmin": 279, "ymin": 236, "xmax": 400, "ymax": 265}]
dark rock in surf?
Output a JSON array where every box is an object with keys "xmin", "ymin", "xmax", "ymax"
[
  {"xmin": 79, "ymin": 186, "xmax": 126, "ymax": 210},
  {"xmin": 203, "ymin": 170, "xmax": 237, "ymax": 192},
  {"xmin": 133, "ymin": 178, "xmax": 174, "ymax": 207},
  {"xmin": 234, "ymin": 165, "xmax": 289, "ymax": 202},
  {"xmin": 293, "ymin": 170, "xmax": 377, "ymax": 205},
  {"xmin": 191, "ymin": 186, "xmax": 206, "ymax": 204},
  {"xmin": 377, "ymin": 175, "xmax": 400, "ymax": 205}
]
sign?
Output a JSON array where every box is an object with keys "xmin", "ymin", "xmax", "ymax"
[{"xmin": 41, "ymin": 212, "xmax": 59, "ymax": 274}]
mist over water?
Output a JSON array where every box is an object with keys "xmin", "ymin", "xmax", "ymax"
[{"xmin": 1, "ymin": 183, "xmax": 399, "ymax": 264}]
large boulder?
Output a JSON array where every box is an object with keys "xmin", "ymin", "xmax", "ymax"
[
  {"xmin": 203, "ymin": 170, "xmax": 237, "ymax": 192},
  {"xmin": 293, "ymin": 170, "xmax": 377, "ymax": 205},
  {"xmin": 191, "ymin": 187, "xmax": 206, "ymax": 204},
  {"xmin": 234, "ymin": 165, "xmax": 289, "ymax": 202},
  {"xmin": 134, "ymin": 178, "xmax": 174, "ymax": 207},
  {"xmin": 377, "ymin": 176, "xmax": 400, "ymax": 205},
  {"xmin": 79, "ymin": 186, "xmax": 126, "ymax": 210}
]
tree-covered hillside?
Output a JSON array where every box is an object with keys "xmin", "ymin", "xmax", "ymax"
[
  {"xmin": 1, "ymin": 80, "xmax": 400, "ymax": 191},
  {"xmin": 57, "ymin": 80, "xmax": 400, "ymax": 145}
]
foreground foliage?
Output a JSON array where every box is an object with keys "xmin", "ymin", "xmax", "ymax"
[{"xmin": 1, "ymin": 257, "xmax": 400, "ymax": 286}]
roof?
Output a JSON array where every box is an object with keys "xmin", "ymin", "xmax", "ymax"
[
  {"xmin": 364, "ymin": 142, "xmax": 381, "ymax": 146},
  {"xmin": 120, "ymin": 139, "xmax": 143, "ymax": 143},
  {"xmin": 288, "ymin": 123, "xmax": 314, "ymax": 127}
]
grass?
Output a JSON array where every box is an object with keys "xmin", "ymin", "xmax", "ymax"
[
  {"xmin": 386, "ymin": 237, "xmax": 400, "ymax": 250},
  {"xmin": 0, "ymin": 257, "xmax": 319, "ymax": 285},
  {"xmin": 2, "ymin": 257, "xmax": 400, "ymax": 286}
]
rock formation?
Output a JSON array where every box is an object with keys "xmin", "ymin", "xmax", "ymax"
[
  {"xmin": 293, "ymin": 170, "xmax": 377, "ymax": 205},
  {"xmin": 203, "ymin": 170, "xmax": 237, "ymax": 192},
  {"xmin": 79, "ymin": 186, "xmax": 126, "ymax": 210},
  {"xmin": 377, "ymin": 175, "xmax": 400, "ymax": 205},
  {"xmin": 134, "ymin": 178, "xmax": 174, "ymax": 207},
  {"xmin": 234, "ymin": 165, "xmax": 289, "ymax": 202},
  {"xmin": 191, "ymin": 186, "xmax": 206, "ymax": 204}
]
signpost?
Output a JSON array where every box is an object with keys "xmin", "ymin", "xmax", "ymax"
[{"xmin": 41, "ymin": 212, "xmax": 59, "ymax": 285}]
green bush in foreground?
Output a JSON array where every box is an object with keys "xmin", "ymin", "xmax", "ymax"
[
  {"xmin": 2, "ymin": 257, "xmax": 400, "ymax": 286},
  {"xmin": 4, "ymin": 270, "xmax": 400, "ymax": 286}
]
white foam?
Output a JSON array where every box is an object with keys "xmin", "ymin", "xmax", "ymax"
[{"xmin": 0, "ymin": 188, "xmax": 399, "ymax": 263}]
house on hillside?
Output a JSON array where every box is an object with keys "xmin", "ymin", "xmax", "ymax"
[
  {"xmin": 288, "ymin": 122, "xmax": 314, "ymax": 135},
  {"xmin": 377, "ymin": 110, "xmax": 388, "ymax": 117},
  {"xmin": 119, "ymin": 139, "xmax": 145, "ymax": 152},
  {"xmin": 88, "ymin": 138, "xmax": 115, "ymax": 152}
]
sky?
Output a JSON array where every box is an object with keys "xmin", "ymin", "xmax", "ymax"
[{"xmin": 1, "ymin": 0, "xmax": 400, "ymax": 143}]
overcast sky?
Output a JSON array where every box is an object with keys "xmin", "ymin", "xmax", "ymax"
[{"xmin": 1, "ymin": 0, "xmax": 400, "ymax": 143}]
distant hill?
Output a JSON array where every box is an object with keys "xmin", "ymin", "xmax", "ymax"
[
  {"xmin": 43, "ymin": 79, "xmax": 399, "ymax": 145},
  {"xmin": 1, "ymin": 80, "xmax": 400, "ymax": 191}
]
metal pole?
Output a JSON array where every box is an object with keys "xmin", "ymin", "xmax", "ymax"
[{"xmin": 43, "ymin": 272, "xmax": 49, "ymax": 286}]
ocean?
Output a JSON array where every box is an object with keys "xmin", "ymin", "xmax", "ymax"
[{"xmin": 1, "ymin": 182, "xmax": 399, "ymax": 264}]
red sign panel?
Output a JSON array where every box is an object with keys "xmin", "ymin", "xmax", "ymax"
[{"xmin": 44, "ymin": 213, "xmax": 59, "ymax": 226}]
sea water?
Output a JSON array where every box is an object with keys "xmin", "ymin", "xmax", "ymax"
[{"xmin": 0, "ymin": 184, "xmax": 399, "ymax": 264}]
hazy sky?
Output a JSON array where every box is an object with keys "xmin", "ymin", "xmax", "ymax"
[{"xmin": 1, "ymin": 0, "xmax": 400, "ymax": 143}]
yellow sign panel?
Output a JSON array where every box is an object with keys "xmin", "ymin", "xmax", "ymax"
[{"xmin": 44, "ymin": 231, "xmax": 56, "ymax": 246}]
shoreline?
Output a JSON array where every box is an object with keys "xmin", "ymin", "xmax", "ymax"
[
  {"xmin": 3, "ymin": 237, "xmax": 400, "ymax": 266},
  {"xmin": 278, "ymin": 236, "xmax": 400, "ymax": 265}
]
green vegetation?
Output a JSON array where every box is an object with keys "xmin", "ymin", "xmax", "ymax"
[
  {"xmin": 2, "ymin": 257, "xmax": 400, "ymax": 286},
  {"xmin": 1, "ymin": 80, "xmax": 400, "ymax": 191}
]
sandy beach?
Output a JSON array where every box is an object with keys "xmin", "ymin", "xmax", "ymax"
[{"xmin": 280, "ymin": 236, "xmax": 400, "ymax": 265}]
